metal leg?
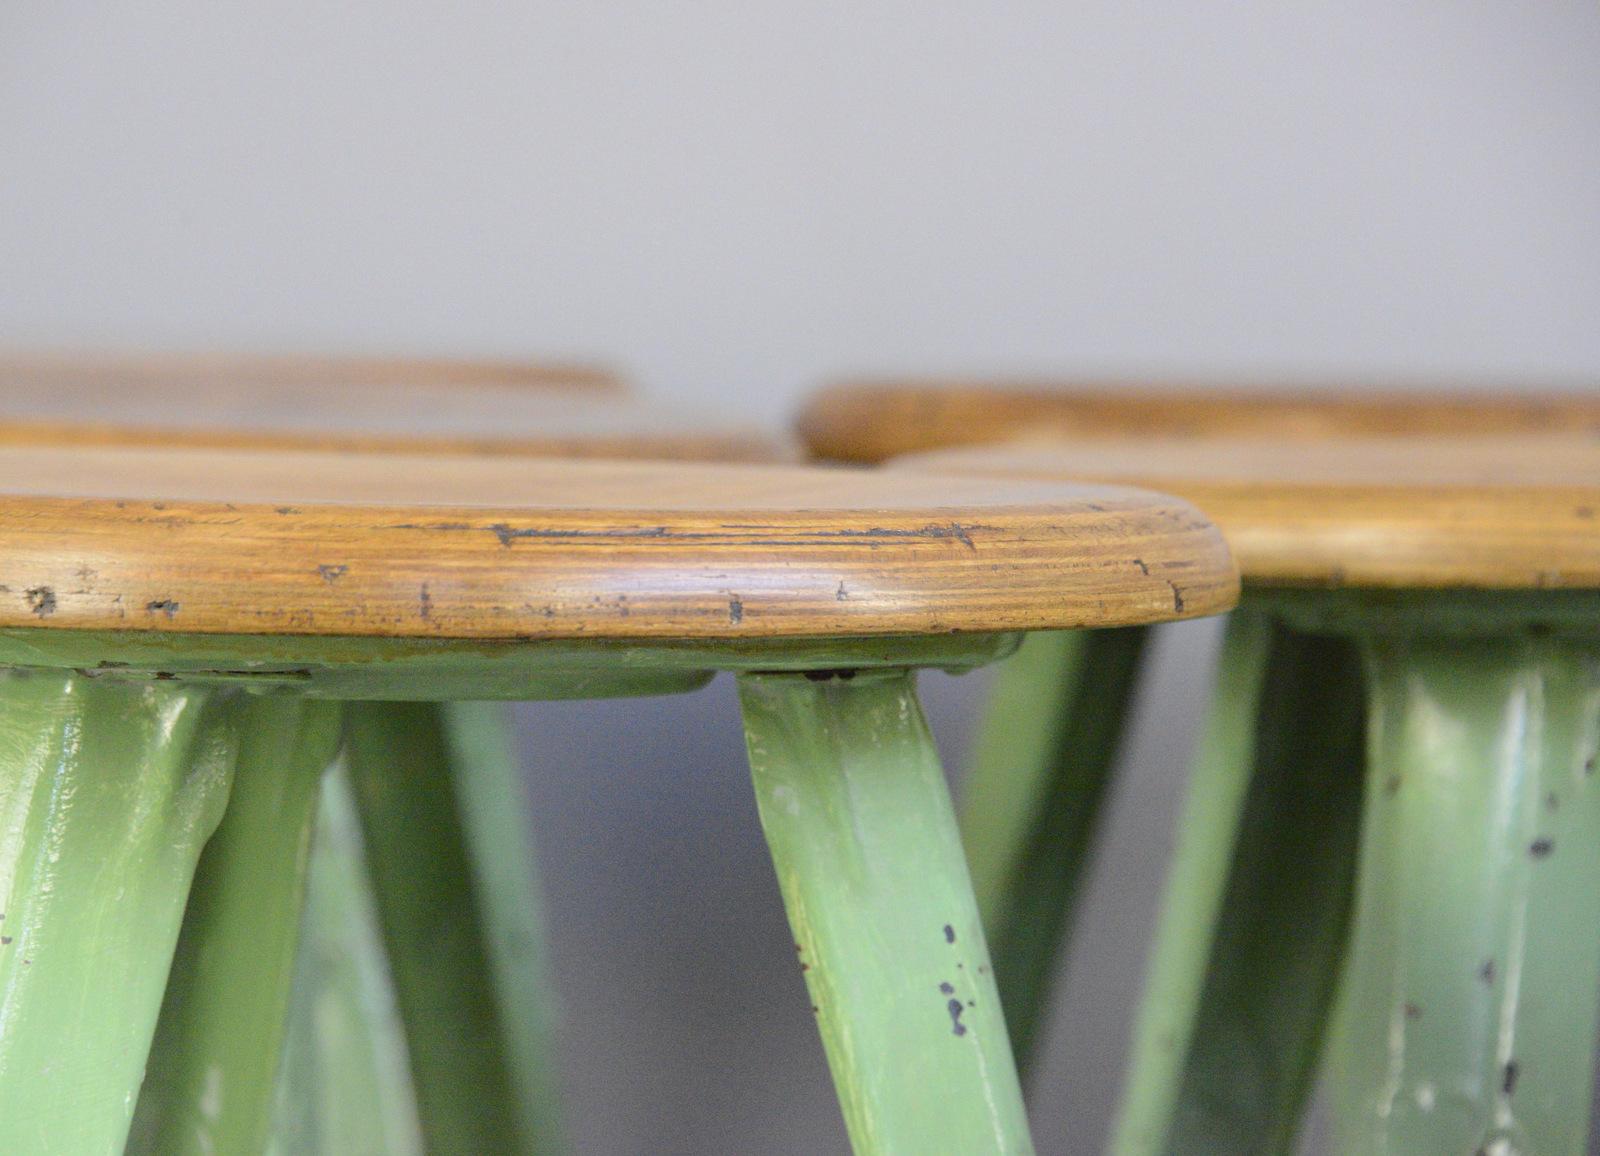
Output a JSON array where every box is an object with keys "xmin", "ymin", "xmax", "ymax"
[
  {"xmin": 1113, "ymin": 611, "xmax": 1366, "ymax": 1154},
  {"xmin": 128, "ymin": 696, "xmax": 343, "ymax": 1155},
  {"xmin": 270, "ymin": 761, "xmax": 424, "ymax": 1156},
  {"xmin": 738, "ymin": 669, "xmax": 1034, "ymax": 1155},
  {"xmin": 1329, "ymin": 634, "xmax": 1600, "ymax": 1156},
  {"xmin": 960, "ymin": 627, "xmax": 1149, "ymax": 1076},
  {"xmin": 342, "ymin": 701, "xmax": 563, "ymax": 1154},
  {"xmin": 0, "ymin": 672, "xmax": 243, "ymax": 1153}
]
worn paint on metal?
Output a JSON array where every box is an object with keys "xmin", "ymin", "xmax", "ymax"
[
  {"xmin": 959, "ymin": 626, "xmax": 1149, "ymax": 1077},
  {"xmin": 0, "ymin": 672, "xmax": 244, "ymax": 1153},
  {"xmin": 1329, "ymin": 633, "xmax": 1600, "ymax": 1155},
  {"xmin": 738, "ymin": 669, "xmax": 1034, "ymax": 1155}
]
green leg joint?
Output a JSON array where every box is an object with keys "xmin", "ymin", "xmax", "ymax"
[
  {"xmin": 0, "ymin": 673, "xmax": 243, "ymax": 1153},
  {"xmin": 343, "ymin": 701, "xmax": 563, "ymax": 1154},
  {"xmin": 739, "ymin": 670, "xmax": 1034, "ymax": 1155},
  {"xmin": 271, "ymin": 763, "xmax": 424, "ymax": 1156},
  {"xmin": 129, "ymin": 696, "xmax": 344, "ymax": 1155},
  {"xmin": 959, "ymin": 627, "xmax": 1148, "ymax": 1076},
  {"xmin": 1113, "ymin": 611, "xmax": 1367, "ymax": 1155},
  {"xmin": 1329, "ymin": 635, "xmax": 1600, "ymax": 1156}
]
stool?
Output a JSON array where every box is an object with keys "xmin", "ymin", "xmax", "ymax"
[
  {"xmin": 0, "ymin": 444, "xmax": 1236, "ymax": 1154},
  {"xmin": 798, "ymin": 379, "xmax": 1600, "ymax": 463},
  {"xmin": 900, "ymin": 434, "xmax": 1600, "ymax": 1155}
]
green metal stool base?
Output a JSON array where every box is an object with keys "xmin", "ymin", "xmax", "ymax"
[
  {"xmin": 960, "ymin": 627, "xmax": 1149, "ymax": 1077},
  {"xmin": 1330, "ymin": 634, "xmax": 1600, "ymax": 1156},
  {"xmin": 130, "ymin": 696, "xmax": 344, "ymax": 1156},
  {"xmin": 270, "ymin": 762, "xmax": 424, "ymax": 1156},
  {"xmin": 0, "ymin": 674, "xmax": 245, "ymax": 1153},
  {"xmin": 0, "ymin": 630, "xmax": 1025, "ymax": 1156},
  {"xmin": 1112, "ymin": 610, "xmax": 1366, "ymax": 1155},
  {"xmin": 740, "ymin": 669, "xmax": 1035, "ymax": 1155}
]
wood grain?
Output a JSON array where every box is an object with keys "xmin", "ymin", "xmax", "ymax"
[
  {"xmin": 0, "ymin": 445, "xmax": 1236, "ymax": 640},
  {"xmin": 799, "ymin": 380, "xmax": 1600, "ymax": 463},
  {"xmin": 898, "ymin": 436, "xmax": 1600, "ymax": 590},
  {"xmin": 0, "ymin": 352, "xmax": 787, "ymax": 462}
]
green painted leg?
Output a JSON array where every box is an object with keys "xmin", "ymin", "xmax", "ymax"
[
  {"xmin": 343, "ymin": 701, "xmax": 563, "ymax": 1154},
  {"xmin": 738, "ymin": 670, "xmax": 1034, "ymax": 1155},
  {"xmin": 1113, "ymin": 611, "xmax": 1367, "ymax": 1154},
  {"xmin": 0, "ymin": 673, "xmax": 243, "ymax": 1153},
  {"xmin": 1329, "ymin": 635, "xmax": 1600, "ymax": 1156},
  {"xmin": 270, "ymin": 762, "xmax": 424, "ymax": 1156},
  {"xmin": 959, "ymin": 627, "xmax": 1148, "ymax": 1074},
  {"xmin": 128, "ymin": 696, "xmax": 344, "ymax": 1155}
]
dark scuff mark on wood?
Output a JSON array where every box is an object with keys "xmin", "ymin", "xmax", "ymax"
[
  {"xmin": 1167, "ymin": 581, "xmax": 1185, "ymax": 613},
  {"xmin": 25, "ymin": 587, "xmax": 56, "ymax": 617},
  {"xmin": 419, "ymin": 585, "xmax": 433, "ymax": 621},
  {"xmin": 146, "ymin": 599, "xmax": 180, "ymax": 619},
  {"xmin": 317, "ymin": 564, "xmax": 349, "ymax": 584},
  {"xmin": 1131, "ymin": 558, "xmax": 1149, "ymax": 575},
  {"xmin": 727, "ymin": 595, "xmax": 743, "ymax": 625}
]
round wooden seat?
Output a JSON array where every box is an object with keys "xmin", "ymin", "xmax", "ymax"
[
  {"xmin": 799, "ymin": 379, "xmax": 1600, "ymax": 463},
  {"xmin": 899, "ymin": 435, "xmax": 1600, "ymax": 590},
  {"xmin": 0, "ymin": 350, "xmax": 783, "ymax": 462},
  {"xmin": 0, "ymin": 444, "xmax": 1236, "ymax": 638}
]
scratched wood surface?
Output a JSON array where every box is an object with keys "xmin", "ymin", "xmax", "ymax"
[
  {"xmin": 798, "ymin": 379, "xmax": 1600, "ymax": 463},
  {"xmin": 0, "ymin": 350, "xmax": 787, "ymax": 462},
  {"xmin": 0, "ymin": 444, "xmax": 1236, "ymax": 639},
  {"xmin": 897, "ymin": 436, "xmax": 1600, "ymax": 589}
]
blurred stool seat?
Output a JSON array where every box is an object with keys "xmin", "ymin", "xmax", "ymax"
[
  {"xmin": 0, "ymin": 348, "xmax": 789, "ymax": 462},
  {"xmin": 896, "ymin": 432, "xmax": 1600, "ymax": 1156},
  {"xmin": 798, "ymin": 376, "xmax": 1600, "ymax": 462},
  {"xmin": 0, "ymin": 441, "xmax": 1236, "ymax": 1155}
]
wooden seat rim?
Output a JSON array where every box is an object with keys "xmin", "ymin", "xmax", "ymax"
[{"xmin": 0, "ymin": 445, "xmax": 1238, "ymax": 640}]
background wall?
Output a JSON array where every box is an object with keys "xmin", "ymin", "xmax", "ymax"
[{"xmin": 4, "ymin": 4, "xmax": 1599, "ymax": 1152}]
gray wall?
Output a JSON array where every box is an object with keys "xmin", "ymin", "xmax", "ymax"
[{"xmin": 4, "ymin": 5, "xmax": 1599, "ymax": 1152}]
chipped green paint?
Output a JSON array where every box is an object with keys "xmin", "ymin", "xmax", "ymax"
[
  {"xmin": 739, "ymin": 670, "xmax": 1034, "ymax": 1155},
  {"xmin": 1329, "ymin": 634, "xmax": 1600, "ymax": 1156},
  {"xmin": 270, "ymin": 763, "xmax": 424, "ymax": 1156},
  {"xmin": 959, "ymin": 627, "xmax": 1148, "ymax": 1077},
  {"xmin": 128, "ymin": 696, "xmax": 344, "ymax": 1155},
  {"xmin": 0, "ymin": 673, "xmax": 244, "ymax": 1154}
]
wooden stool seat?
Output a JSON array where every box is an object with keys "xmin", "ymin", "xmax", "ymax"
[
  {"xmin": 0, "ymin": 445, "xmax": 1237, "ymax": 639},
  {"xmin": 0, "ymin": 352, "xmax": 782, "ymax": 462},
  {"xmin": 900, "ymin": 435, "xmax": 1600, "ymax": 589},
  {"xmin": 799, "ymin": 379, "xmax": 1600, "ymax": 463}
]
